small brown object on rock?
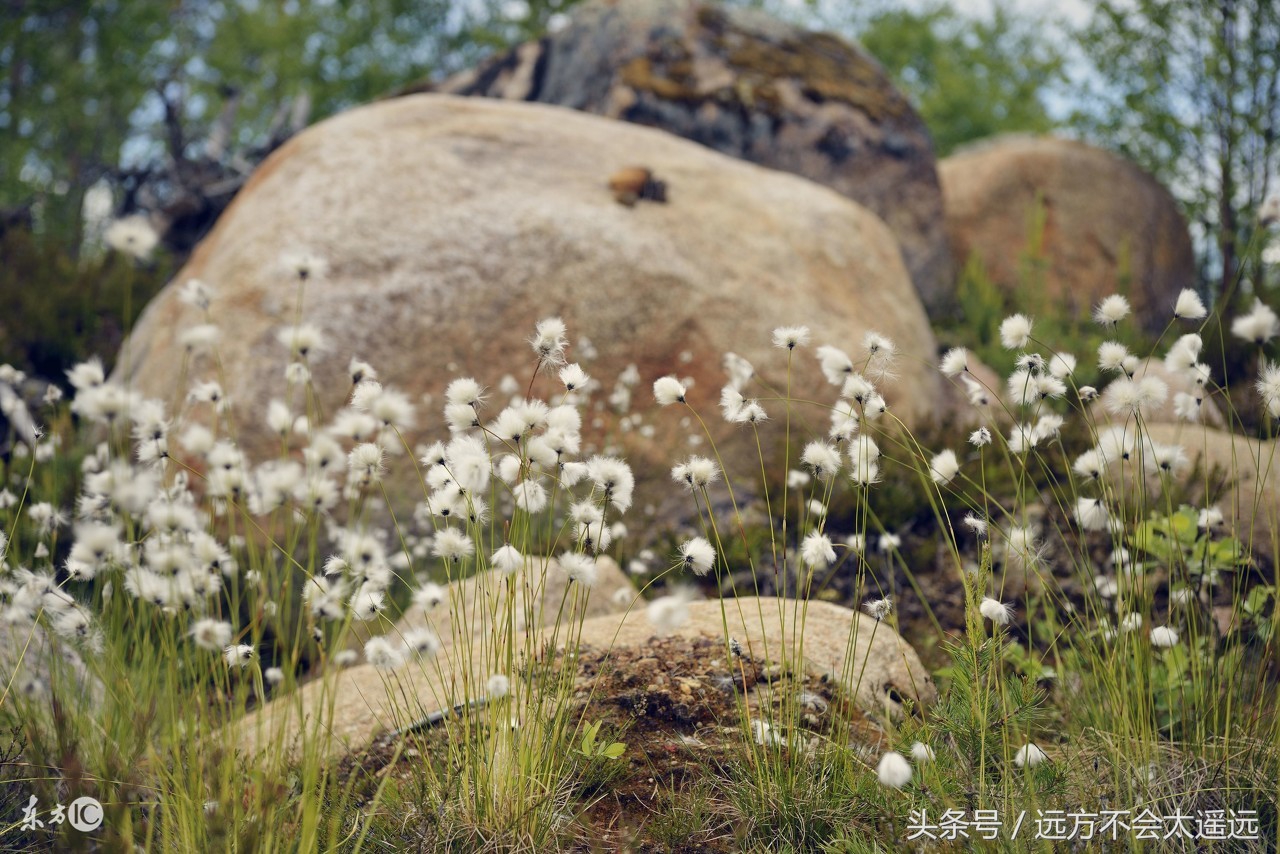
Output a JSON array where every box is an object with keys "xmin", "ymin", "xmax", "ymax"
[{"xmin": 609, "ymin": 166, "xmax": 667, "ymax": 206}]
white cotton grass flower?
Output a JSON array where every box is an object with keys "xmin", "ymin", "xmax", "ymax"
[
  {"xmin": 1256, "ymin": 361, "xmax": 1280, "ymax": 418},
  {"xmin": 816, "ymin": 345, "xmax": 854, "ymax": 385},
  {"xmin": 512, "ymin": 478, "xmax": 548, "ymax": 514},
  {"xmin": 559, "ymin": 363, "xmax": 589, "ymax": 391},
  {"xmin": 402, "ymin": 629, "xmax": 442, "ymax": 659},
  {"xmin": 280, "ymin": 249, "xmax": 328, "ymax": 281},
  {"xmin": 939, "ymin": 347, "xmax": 968, "ymax": 377},
  {"xmin": 1094, "ymin": 295, "xmax": 1131, "ymax": 326},
  {"xmin": 653, "ymin": 376, "xmax": 687, "ymax": 406},
  {"xmin": 752, "ymin": 719, "xmax": 784, "ymax": 748},
  {"xmin": 364, "ymin": 636, "xmax": 405, "ymax": 670},
  {"xmin": 911, "ymin": 742, "xmax": 935, "ymax": 763},
  {"xmin": 863, "ymin": 330, "xmax": 896, "ymax": 364},
  {"xmin": 585, "ymin": 455, "xmax": 635, "ymax": 512},
  {"xmin": 678, "ymin": 537, "xmax": 716, "ymax": 576},
  {"xmin": 491, "ymin": 544, "xmax": 523, "ymax": 576},
  {"xmin": 1007, "ymin": 423, "xmax": 1039, "ymax": 454},
  {"xmin": 224, "ymin": 644, "xmax": 255, "ymax": 669},
  {"xmin": 999, "ymin": 314, "xmax": 1033, "ymax": 349},
  {"xmin": 1150, "ymin": 626, "xmax": 1180, "ymax": 648},
  {"xmin": 962, "ymin": 513, "xmax": 988, "ymax": 537},
  {"xmin": 1174, "ymin": 288, "xmax": 1207, "ymax": 320},
  {"xmin": 265, "ymin": 667, "xmax": 285, "ymax": 686},
  {"xmin": 960, "ymin": 374, "xmax": 990, "ymax": 406},
  {"xmin": 876, "ymin": 752, "xmax": 912, "ymax": 788},
  {"xmin": 104, "ymin": 214, "xmax": 159, "ymax": 260},
  {"xmin": 671, "ymin": 456, "xmax": 720, "ymax": 490},
  {"xmin": 191, "ymin": 619, "xmax": 233, "ymax": 652},
  {"xmin": 647, "ymin": 589, "xmax": 692, "ymax": 634},
  {"xmin": 178, "ymin": 323, "xmax": 220, "ymax": 355},
  {"xmin": 1003, "ymin": 526, "xmax": 1041, "ymax": 569},
  {"xmin": 348, "ymin": 357, "xmax": 377, "ymax": 385},
  {"xmin": 277, "ymin": 323, "xmax": 326, "ymax": 359},
  {"xmin": 929, "ymin": 450, "xmax": 960, "ymax": 485},
  {"xmin": 1198, "ymin": 506, "xmax": 1224, "ymax": 531},
  {"xmin": 800, "ymin": 531, "xmax": 837, "ymax": 570},
  {"xmin": 531, "ymin": 317, "xmax": 568, "ymax": 365},
  {"xmin": 863, "ymin": 597, "xmax": 893, "ymax": 621},
  {"xmin": 801, "ymin": 441, "xmax": 842, "ymax": 481},
  {"xmin": 179, "ymin": 278, "xmax": 214, "ymax": 310},
  {"xmin": 723, "ymin": 352, "xmax": 754, "ymax": 389},
  {"xmin": 1103, "ymin": 376, "xmax": 1167, "ymax": 415},
  {"xmin": 719, "ymin": 386, "xmax": 745, "ymax": 422},
  {"xmin": 347, "ymin": 442, "xmax": 385, "ymax": 483},
  {"xmin": 66, "ymin": 357, "xmax": 106, "ymax": 391},
  {"xmin": 1120, "ymin": 612, "xmax": 1144, "ymax": 633},
  {"xmin": 1165, "ymin": 333, "xmax": 1202, "ymax": 374},
  {"xmin": 1097, "ymin": 341, "xmax": 1132, "ymax": 374},
  {"xmin": 1233, "ymin": 299, "xmax": 1280, "ymax": 344},
  {"xmin": 979, "ymin": 597, "xmax": 1013, "ymax": 625},
  {"xmin": 1048, "ymin": 352, "xmax": 1076, "ymax": 379},
  {"xmin": 445, "ymin": 377, "xmax": 485, "ymax": 408},
  {"xmin": 772, "ymin": 325, "xmax": 810, "ymax": 350},
  {"xmin": 1173, "ymin": 392, "xmax": 1202, "ymax": 421},
  {"xmin": 560, "ymin": 552, "xmax": 599, "ymax": 588},
  {"xmin": 969, "ymin": 427, "xmax": 992, "ymax": 447},
  {"xmin": 1074, "ymin": 498, "xmax": 1109, "ymax": 532},
  {"xmin": 433, "ymin": 528, "xmax": 474, "ymax": 563},
  {"xmin": 1151, "ymin": 442, "xmax": 1188, "ymax": 475},
  {"xmin": 487, "ymin": 673, "xmax": 511, "ymax": 699},
  {"xmin": 1014, "ymin": 743, "xmax": 1048, "ymax": 769}
]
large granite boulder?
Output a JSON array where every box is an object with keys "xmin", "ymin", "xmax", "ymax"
[
  {"xmin": 939, "ymin": 136, "xmax": 1196, "ymax": 333},
  {"xmin": 237, "ymin": 596, "xmax": 937, "ymax": 760},
  {"xmin": 119, "ymin": 94, "xmax": 942, "ymax": 530},
  {"xmin": 427, "ymin": 0, "xmax": 952, "ymax": 315}
]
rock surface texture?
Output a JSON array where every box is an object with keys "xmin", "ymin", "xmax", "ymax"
[
  {"xmin": 939, "ymin": 135, "xmax": 1196, "ymax": 333},
  {"xmin": 430, "ymin": 0, "xmax": 952, "ymax": 314},
  {"xmin": 237, "ymin": 596, "xmax": 937, "ymax": 760},
  {"xmin": 120, "ymin": 94, "xmax": 942, "ymax": 530},
  {"xmin": 347, "ymin": 555, "xmax": 638, "ymax": 650}
]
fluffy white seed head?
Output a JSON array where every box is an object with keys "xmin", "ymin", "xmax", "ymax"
[
  {"xmin": 1015, "ymin": 743, "xmax": 1048, "ymax": 768},
  {"xmin": 678, "ymin": 537, "xmax": 716, "ymax": 576},
  {"xmin": 999, "ymin": 314, "xmax": 1033, "ymax": 349},
  {"xmin": 653, "ymin": 376, "xmax": 687, "ymax": 406},
  {"xmin": 800, "ymin": 531, "xmax": 837, "ymax": 570},
  {"xmin": 1094, "ymin": 295, "xmax": 1131, "ymax": 326},
  {"xmin": 939, "ymin": 347, "xmax": 968, "ymax": 377},
  {"xmin": 772, "ymin": 325, "xmax": 810, "ymax": 350},
  {"xmin": 979, "ymin": 597, "xmax": 1013, "ymax": 625},
  {"xmin": 877, "ymin": 752, "xmax": 912, "ymax": 788},
  {"xmin": 910, "ymin": 742, "xmax": 935, "ymax": 762},
  {"xmin": 1174, "ymin": 288, "xmax": 1207, "ymax": 320},
  {"xmin": 929, "ymin": 450, "xmax": 960, "ymax": 485}
]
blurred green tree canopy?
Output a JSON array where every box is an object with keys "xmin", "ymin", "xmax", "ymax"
[
  {"xmin": 852, "ymin": 1, "xmax": 1068, "ymax": 156},
  {"xmin": 0, "ymin": 0, "xmax": 579, "ymax": 247},
  {"xmin": 1075, "ymin": 0, "xmax": 1280, "ymax": 301}
]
